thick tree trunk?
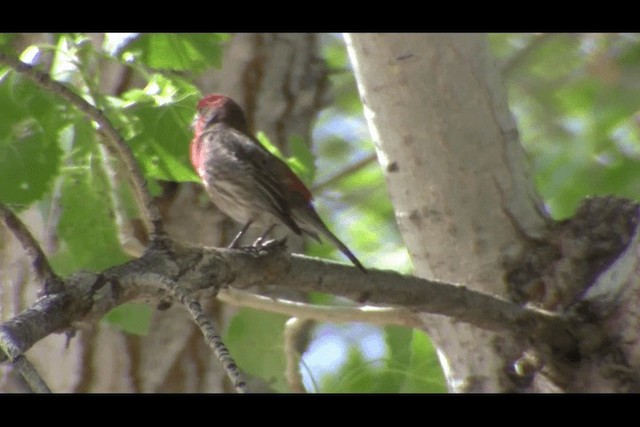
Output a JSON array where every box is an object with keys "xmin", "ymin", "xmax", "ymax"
[{"xmin": 345, "ymin": 33, "xmax": 550, "ymax": 392}]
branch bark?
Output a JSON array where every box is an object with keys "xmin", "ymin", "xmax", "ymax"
[
  {"xmin": 3, "ymin": 196, "xmax": 639, "ymax": 392},
  {"xmin": 0, "ymin": 210, "xmax": 573, "ymax": 376}
]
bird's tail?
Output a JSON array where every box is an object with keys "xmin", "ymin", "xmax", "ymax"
[
  {"xmin": 306, "ymin": 224, "xmax": 367, "ymax": 273},
  {"xmin": 326, "ymin": 230, "xmax": 367, "ymax": 273},
  {"xmin": 293, "ymin": 205, "xmax": 367, "ymax": 273}
]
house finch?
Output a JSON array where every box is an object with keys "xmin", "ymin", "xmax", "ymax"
[{"xmin": 190, "ymin": 94, "xmax": 366, "ymax": 273}]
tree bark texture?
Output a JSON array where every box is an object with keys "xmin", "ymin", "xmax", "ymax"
[{"xmin": 345, "ymin": 33, "xmax": 551, "ymax": 392}]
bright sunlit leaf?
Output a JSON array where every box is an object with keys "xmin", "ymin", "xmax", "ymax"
[
  {"xmin": 122, "ymin": 74, "xmax": 201, "ymax": 182},
  {"xmin": 118, "ymin": 33, "xmax": 230, "ymax": 71}
]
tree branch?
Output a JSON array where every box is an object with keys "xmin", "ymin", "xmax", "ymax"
[
  {"xmin": 0, "ymin": 313, "xmax": 51, "ymax": 392},
  {"xmin": 0, "ymin": 238, "xmax": 290, "ymax": 363},
  {"xmin": 218, "ymin": 287, "xmax": 422, "ymax": 327},
  {"xmin": 283, "ymin": 317, "xmax": 308, "ymax": 393},
  {"xmin": 11, "ymin": 356, "xmax": 51, "ymax": 393},
  {"xmin": 168, "ymin": 282, "xmax": 247, "ymax": 393},
  {"xmin": 0, "ymin": 52, "xmax": 164, "ymax": 238},
  {"xmin": 0, "ymin": 203, "xmax": 63, "ymax": 293},
  {"xmin": 0, "ymin": 233, "xmax": 571, "ymax": 369},
  {"xmin": 273, "ymin": 256, "xmax": 566, "ymax": 338}
]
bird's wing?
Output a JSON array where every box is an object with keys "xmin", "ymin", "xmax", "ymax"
[{"xmin": 226, "ymin": 127, "xmax": 304, "ymax": 235}]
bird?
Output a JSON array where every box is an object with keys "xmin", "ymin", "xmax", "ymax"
[{"xmin": 190, "ymin": 94, "xmax": 366, "ymax": 273}]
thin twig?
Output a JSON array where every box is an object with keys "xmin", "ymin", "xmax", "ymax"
[
  {"xmin": 183, "ymin": 296, "xmax": 246, "ymax": 393},
  {"xmin": 12, "ymin": 356, "xmax": 51, "ymax": 393},
  {"xmin": 0, "ymin": 204, "xmax": 63, "ymax": 293},
  {"xmin": 312, "ymin": 153, "xmax": 377, "ymax": 193},
  {"xmin": 283, "ymin": 317, "xmax": 309, "ymax": 393},
  {"xmin": 0, "ymin": 324, "xmax": 51, "ymax": 392},
  {"xmin": 0, "ymin": 52, "xmax": 163, "ymax": 238},
  {"xmin": 218, "ymin": 287, "xmax": 422, "ymax": 327},
  {"xmin": 167, "ymin": 283, "xmax": 246, "ymax": 393}
]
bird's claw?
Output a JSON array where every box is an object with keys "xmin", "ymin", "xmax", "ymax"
[
  {"xmin": 237, "ymin": 237, "xmax": 288, "ymax": 256},
  {"xmin": 227, "ymin": 237, "xmax": 242, "ymax": 249},
  {"xmin": 257, "ymin": 237, "xmax": 287, "ymax": 252},
  {"xmin": 252, "ymin": 235, "xmax": 275, "ymax": 248}
]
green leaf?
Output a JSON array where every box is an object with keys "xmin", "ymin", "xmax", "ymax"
[
  {"xmin": 120, "ymin": 33, "xmax": 230, "ymax": 71},
  {"xmin": 489, "ymin": 34, "xmax": 640, "ymax": 218},
  {"xmin": 322, "ymin": 34, "xmax": 350, "ymax": 71},
  {"xmin": 382, "ymin": 325, "xmax": 414, "ymax": 392},
  {"xmin": 318, "ymin": 346, "xmax": 374, "ymax": 392},
  {"xmin": 256, "ymin": 131, "xmax": 282, "ymax": 157},
  {"xmin": 527, "ymin": 35, "xmax": 582, "ymax": 80},
  {"xmin": 288, "ymin": 134, "xmax": 316, "ymax": 184},
  {"xmin": 319, "ymin": 326, "xmax": 446, "ymax": 393},
  {"xmin": 103, "ymin": 33, "xmax": 138, "ymax": 56},
  {"xmin": 333, "ymin": 74, "xmax": 364, "ymax": 116},
  {"xmin": 224, "ymin": 308, "xmax": 288, "ymax": 392},
  {"xmin": 51, "ymin": 119, "xmax": 130, "ymax": 275},
  {"xmin": 321, "ymin": 34, "xmax": 363, "ymax": 116},
  {"xmin": 0, "ymin": 72, "xmax": 63, "ymax": 205},
  {"xmin": 123, "ymin": 74, "xmax": 201, "ymax": 182},
  {"xmin": 399, "ymin": 329, "xmax": 447, "ymax": 392},
  {"xmin": 0, "ymin": 34, "xmax": 16, "ymax": 52},
  {"xmin": 103, "ymin": 303, "xmax": 153, "ymax": 336}
]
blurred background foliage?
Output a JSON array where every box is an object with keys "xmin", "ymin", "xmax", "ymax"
[
  {"xmin": 1, "ymin": 33, "xmax": 638, "ymax": 392},
  {"xmin": 490, "ymin": 33, "xmax": 640, "ymax": 220}
]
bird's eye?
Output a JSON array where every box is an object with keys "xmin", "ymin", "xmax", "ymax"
[{"xmin": 205, "ymin": 111, "xmax": 220, "ymax": 126}]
